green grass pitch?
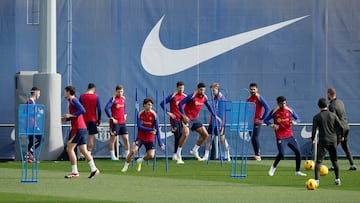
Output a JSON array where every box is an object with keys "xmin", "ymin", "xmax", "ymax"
[{"xmin": 0, "ymin": 158, "xmax": 359, "ymax": 202}]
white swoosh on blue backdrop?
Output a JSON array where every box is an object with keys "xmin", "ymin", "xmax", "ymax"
[{"xmin": 141, "ymin": 15, "xmax": 309, "ymax": 76}]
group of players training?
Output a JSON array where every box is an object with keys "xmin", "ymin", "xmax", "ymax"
[{"xmin": 25, "ymin": 82, "xmax": 357, "ymax": 184}]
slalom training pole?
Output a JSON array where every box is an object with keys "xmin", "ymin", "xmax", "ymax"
[
  {"xmin": 132, "ymin": 88, "xmax": 139, "ymax": 167},
  {"xmin": 163, "ymin": 90, "xmax": 168, "ymax": 172},
  {"xmin": 153, "ymin": 90, "xmax": 158, "ymax": 171}
]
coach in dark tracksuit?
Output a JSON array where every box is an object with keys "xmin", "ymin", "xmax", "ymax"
[
  {"xmin": 311, "ymin": 98, "xmax": 344, "ymax": 186},
  {"xmin": 327, "ymin": 88, "xmax": 357, "ymax": 170}
]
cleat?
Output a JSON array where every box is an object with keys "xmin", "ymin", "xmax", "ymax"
[
  {"xmin": 199, "ymin": 156, "xmax": 208, "ymax": 162},
  {"xmin": 335, "ymin": 179, "xmax": 341, "ymax": 186},
  {"xmin": 268, "ymin": 165, "xmax": 276, "ymax": 176},
  {"xmin": 254, "ymin": 155, "xmax": 261, "ymax": 161},
  {"xmin": 295, "ymin": 171, "xmax": 307, "ymax": 176},
  {"xmin": 349, "ymin": 165, "xmax": 357, "ymax": 171},
  {"xmin": 88, "ymin": 169, "xmax": 100, "ymax": 179},
  {"xmin": 176, "ymin": 159, "xmax": 184, "ymax": 164},
  {"xmin": 136, "ymin": 159, "xmax": 142, "ymax": 172},
  {"xmin": 175, "ymin": 154, "xmax": 184, "ymax": 164},
  {"xmin": 65, "ymin": 172, "xmax": 79, "ymax": 179},
  {"xmin": 111, "ymin": 157, "xmax": 119, "ymax": 162},
  {"xmin": 190, "ymin": 150, "xmax": 201, "ymax": 160},
  {"xmin": 329, "ymin": 166, "xmax": 335, "ymax": 171},
  {"xmin": 121, "ymin": 166, "xmax": 128, "ymax": 172}
]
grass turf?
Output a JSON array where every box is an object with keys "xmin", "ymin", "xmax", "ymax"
[{"xmin": 0, "ymin": 158, "xmax": 359, "ymax": 202}]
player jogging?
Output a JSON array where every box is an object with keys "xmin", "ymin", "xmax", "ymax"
[
  {"xmin": 62, "ymin": 85, "xmax": 99, "ymax": 179},
  {"xmin": 160, "ymin": 81, "xmax": 187, "ymax": 160},
  {"xmin": 174, "ymin": 82, "xmax": 219, "ymax": 164},
  {"xmin": 121, "ymin": 98, "xmax": 165, "ymax": 172}
]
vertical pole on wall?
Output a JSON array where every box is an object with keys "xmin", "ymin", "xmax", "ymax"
[{"xmin": 33, "ymin": 0, "xmax": 63, "ymax": 160}]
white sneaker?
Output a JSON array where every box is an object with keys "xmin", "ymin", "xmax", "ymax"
[
  {"xmin": 136, "ymin": 158, "xmax": 143, "ymax": 172},
  {"xmin": 269, "ymin": 165, "xmax": 276, "ymax": 176},
  {"xmin": 111, "ymin": 157, "xmax": 119, "ymax": 161},
  {"xmin": 295, "ymin": 171, "xmax": 307, "ymax": 176},
  {"xmin": 190, "ymin": 150, "xmax": 201, "ymax": 160},
  {"xmin": 121, "ymin": 166, "xmax": 128, "ymax": 172},
  {"xmin": 227, "ymin": 157, "xmax": 231, "ymax": 162},
  {"xmin": 199, "ymin": 156, "xmax": 208, "ymax": 162},
  {"xmin": 175, "ymin": 154, "xmax": 184, "ymax": 164}
]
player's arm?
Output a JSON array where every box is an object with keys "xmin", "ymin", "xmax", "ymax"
[
  {"xmin": 259, "ymin": 96, "xmax": 270, "ymax": 121},
  {"xmin": 104, "ymin": 97, "xmax": 114, "ymax": 118},
  {"xmin": 96, "ymin": 95, "xmax": 102, "ymax": 120},
  {"xmin": 71, "ymin": 98, "xmax": 86, "ymax": 116},
  {"xmin": 160, "ymin": 94, "xmax": 173, "ymax": 112},
  {"xmin": 291, "ymin": 108, "xmax": 301, "ymax": 124},
  {"xmin": 263, "ymin": 110, "xmax": 274, "ymax": 125}
]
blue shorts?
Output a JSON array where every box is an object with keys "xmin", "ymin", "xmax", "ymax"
[
  {"xmin": 171, "ymin": 120, "xmax": 183, "ymax": 138},
  {"xmin": 70, "ymin": 128, "xmax": 88, "ymax": 145},
  {"xmin": 207, "ymin": 124, "xmax": 222, "ymax": 135},
  {"xmin": 135, "ymin": 138, "xmax": 155, "ymax": 151},
  {"xmin": 112, "ymin": 123, "xmax": 128, "ymax": 136},
  {"xmin": 188, "ymin": 119, "xmax": 203, "ymax": 131},
  {"xmin": 86, "ymin": 121, "xmax": 98, "ymax": 134}
]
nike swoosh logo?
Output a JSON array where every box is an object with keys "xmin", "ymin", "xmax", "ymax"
[
  {"xmin": 301, "ymin": 126, "xmax": 318, "ymax": 139},
  {"xmin": 141, "ymin": 15, "xmax": 309, "ymax": 76}
]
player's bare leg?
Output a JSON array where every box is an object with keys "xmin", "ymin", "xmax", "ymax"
[
  {"xmin": 121, "ymin": 134, "xmax": 130, "ymax": 158},
  {"xmin": 109, "ymin": 134, "xmax": 118, "ymax": 160}
]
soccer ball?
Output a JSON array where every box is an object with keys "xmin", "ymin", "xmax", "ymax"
[
  {"xmin": 320, "ymin": 165, "xmax": 328, "ymax": 176},
  {"xmin": 306, "ymin": 178, "xmax": 318, "ymax": 190},
  {"xmin": 304, "ymin": 160, "xmax": 315, "ymax": 170}
]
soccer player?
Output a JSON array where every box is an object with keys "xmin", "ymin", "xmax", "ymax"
[
  {"xmin": 200, "ymin": 82, "xmax": 230, "ymax": 162},
  {"xmin": 104, "ymin": 85, "xmax": 130, "ymax": 161},
  {"xmin": 62, "ymin": 85, "xmax": 99, "ymax": 179},
  {"xmin": 174, "ymin": 82, "xmax": 219, "ymax": 164},
  {"xmin": 25, "ymin": 86, "xmax": 43, "ymax": 163},
  {"xmin": 247, "ymin": 83, "xmax": 270, "ymax": 161},
  {"xmin": 121, "ymin": 98, "xmax": 165, "ymax": 172},
  {"xmin": 327, "ymin": 88, "xmax": 357, "ymax": 171},
  {"xmin": 312, "ymin": 98, "xmax": 343, "ymax": 186},
  {"xmin": 79, "ymin": 83, "xmax": 102, "ymax": 156},
  {"xmin": 160, "ymin": 81, "xmax": 187, "ymax": 160},
  {"xmin": 264, "ymin": 96, "xmax": 306, "ymax": 177}
]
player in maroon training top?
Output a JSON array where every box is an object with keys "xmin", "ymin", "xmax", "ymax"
[
  {"xmin": 62, "ymin": 85, "xmax": 99, "ymax": 179},
  {"xmin": 247, "ymin": 83, "xmax": 270, "ymax": 161},
  {"xmin": 79, "ymin": 83, "xmax": 101, "ymax": 156},
  {"xmin": 160, "ymin": 81, "xmax": 187, "ymax": 160},
  {"xmin": 121, "ymin": 98, "xmax": 165, "ymax": 172},
  {"xmin": 174, "ymin": 82, "xmax": 219, "ymax": 164},
  {"xmin": 105, "ymin": 85, "xmax": 130, "ymax": 160},
  {"xmin": 264, "ymin": 96, "xmax": 306, "ymax": 177}
]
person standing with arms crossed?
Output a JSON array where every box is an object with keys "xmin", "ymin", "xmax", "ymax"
[
  {"xmin": 79, "ymin": 83, "xmax": 102, "ymax": 156},
  {"xmin": 200, "ymin": 82, "xmax": 230, "ymax": 162},
  {"xmin": 121, "ymin": 98, "xmax": 165, "ymax": 172},
  {"xmin": 25, "ymin": 86, "xmax": 43, "ymax": 163},
  {"xmin": 160, "ymin": 81, "xmax": 187, "ymax": 160},
  {"xmin": 264, "ymin": 96, "xmax": 307, "ymax": 177},
  {"xmin": 62, "ymin": 85, "xmax": 99, "ymax": 179},
  {"xmin": 175, "ymin": 82, "xmax": 219, "ymax": 164},
  {"xmin": 247, "ymin": 83, "xmax": 270, "ymax": 161},
  {"xmin": 327, "ymin": 88, "xmax": 357, "ymax": 171},
  {"xmin": 105, "ymin": 85, "xmax": 130, "ymax": 161},
  {"xmin": 311, "ymin": 98, "xmax": 343, "ymax": 186}
]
